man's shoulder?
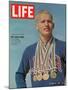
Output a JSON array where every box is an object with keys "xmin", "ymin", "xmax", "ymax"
[
  {"xmin": 27, "ymin": 42, "xmax": 37, "ymax": 49},
  {"xmin": 24, "ymin": 42, "xmax": 37, "ymax": 54},
  {"xmin": 55, "ymin": 38, "xmax": 66, "ymax": 46},
  {"xmin": 55, "ymin": 38, "xmax": 66, "ymax": 50}
]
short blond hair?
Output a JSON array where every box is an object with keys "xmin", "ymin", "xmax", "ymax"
[{"xmin": 35, "ymin": 10, "xmax": 53, "ymax": 21}]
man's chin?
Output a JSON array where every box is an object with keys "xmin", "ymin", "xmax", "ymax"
[
  {"xmin": 42, "ymin": 32, "xmax": 52, "ymax": 37},
  {"xmin": 43, "ymin": 32, "xmax": 51, "ymax": 35}
]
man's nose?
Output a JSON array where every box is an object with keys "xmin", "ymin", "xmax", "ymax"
[{"xmin": 45, "ymin": 21, "xmax": 49, "ymax": 26}]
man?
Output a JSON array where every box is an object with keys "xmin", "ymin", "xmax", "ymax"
[{"xmin": 15, "ymin": 10, "xmax": 66, "ymax": 88}]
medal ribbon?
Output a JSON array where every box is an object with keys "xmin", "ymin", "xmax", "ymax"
[{"xmin": 33, "ymin": 38, "xmax": 57, "ymax": 81}]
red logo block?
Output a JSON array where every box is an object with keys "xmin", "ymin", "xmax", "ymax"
[{"xmin": 10, "ymin": 4, "xmax": 35, "ymax": 19}]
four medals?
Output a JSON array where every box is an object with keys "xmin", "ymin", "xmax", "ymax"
[
  {"xmin": 33, "ymin": 39, "xmax": 60, "ymax": 81},
  {"xmin": 33, "ymin": 70, "xmax": 57, "ymax": 81}
]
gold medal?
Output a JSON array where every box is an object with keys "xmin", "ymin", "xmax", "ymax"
[
  {"xmin": 50, "ymin": 70, "xmax": 57, "ymax": 79},
  {"xmin": 33, "ymin": 74, "xmax": 37, "ymax": 81},
  {"xmin": 42, "ymin": 72, "xmax": 49, "ymax": 80},
  {"xmin": 37, "ymin": 73, "xmax": 42, "ymax": 81}
]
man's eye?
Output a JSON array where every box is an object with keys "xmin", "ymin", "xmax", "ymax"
[
  {"xmin": 41, "ymin": 20, "xmax": 45, "ymax": 23},
  {"xmin": 47, "ymin": 20, "xmax": 52, "ymax": 23}
]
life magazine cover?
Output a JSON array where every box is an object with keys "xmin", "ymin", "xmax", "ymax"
[{"xmin": 9, "ymin": 1, "xmax": 66, "ymax": 89}]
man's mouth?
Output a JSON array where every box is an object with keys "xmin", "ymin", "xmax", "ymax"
[{"xmin": 44, "ymin": 28, "xmax": 50, "ymax": 32}]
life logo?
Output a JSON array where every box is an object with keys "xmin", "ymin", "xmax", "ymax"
[{"xmin": 10, "ymin": 4, "xmax": 35, "ymax": 19}]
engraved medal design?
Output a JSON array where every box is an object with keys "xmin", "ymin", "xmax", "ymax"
[
  {"xmin": 50, "ymin": 70, "xmax": 57, "ymax": 79},
  {"xmin": 33, "ymin": 74, "xmax": 37, "ymax": 81},
  {"xmin": 37, "ymin": 73, "xmax": 42, "ymax": 81},
  {"xmin": 42, "ymin": 71, "xmax": 49, "ymax": 80}
]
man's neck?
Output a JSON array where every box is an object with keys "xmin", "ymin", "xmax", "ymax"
[{"xmin": 40, "ymin": 34, "xmax": 52, "ymax": 44}]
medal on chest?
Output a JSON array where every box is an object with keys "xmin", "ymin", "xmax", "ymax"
[
  {"xmin": 42, "ymin": 71, "xmax": 49, "ymax": 80},
  {"xmin": 32, "ymin": 39, "xmax": 58, "ymax": 81},
  {"xmin": 50, "ymin": 70, "xmax": 57, "ymax": 79}
]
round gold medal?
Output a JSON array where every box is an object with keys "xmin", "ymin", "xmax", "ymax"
[
  {"xmin": 37, "ymin": 73, "xmax": 42, "ymax": 81},
  {"xmin": 50, "ymin": 70, "xmax": 57, "ymax": 79},
  {"xmin": 33, "ymin": 74, "xmax": 37, "ymax": 81},
  {"xmin": 42, "ymin": 72, "xmax": 49, "ymax": 80}
]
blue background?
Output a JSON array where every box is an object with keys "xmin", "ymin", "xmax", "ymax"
[{"xmin": 9, "ymin": 1, "xmax": 66, "ymax": 88}]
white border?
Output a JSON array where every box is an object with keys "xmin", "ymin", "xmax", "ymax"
[
  {"xmin": 10, "ymin": 0, "xmax": 67, "ymax": 4},
  {"xmin": 0, "ymin": 0, "xmax": 68, "ymax": 90}
]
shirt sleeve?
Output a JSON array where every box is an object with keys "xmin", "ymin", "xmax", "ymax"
[{"xmin": 15, "ymin": 48, "xmax": 30, "ymax": 88}]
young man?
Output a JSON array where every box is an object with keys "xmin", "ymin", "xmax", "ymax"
[{"xmin": 15, "ymin": 10, "xmax": 66, "ymax": 88}]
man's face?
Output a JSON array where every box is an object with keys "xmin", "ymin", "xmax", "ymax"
[{"xmin": 36, "ymin": 13, "xmax": 54, "ymax": 37}]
